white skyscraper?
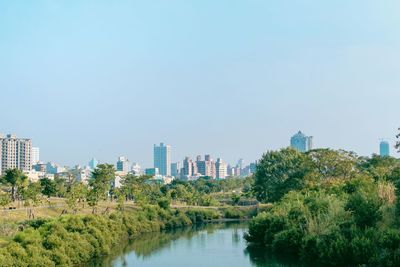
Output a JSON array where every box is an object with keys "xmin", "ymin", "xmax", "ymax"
[
  {"xmin": 32, "ymin": 147, "xmax": 40, "ymax": 165},
  {"xmin": 154, "ymin": 143, "xmax": 171, "ymax": 176},
  {"xmin": 215, "ymin": 158, "xmax": 228, "ymax": 179},
  {"xmin": 131, "ymin": 162, "xmax": 142, "ymax": 175},
  {"xmin": 0, "ymin": 134, "xmax": 32, "ymax": 175}
]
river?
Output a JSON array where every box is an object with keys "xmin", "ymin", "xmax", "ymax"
[{"xmin": 88, "ymin": 222, "xmax": 304, "ymax": 267}]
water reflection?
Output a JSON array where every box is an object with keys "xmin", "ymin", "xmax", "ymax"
[{"xmin": 87, "ymin": 222, "xmax": 304, "ymax": 267}]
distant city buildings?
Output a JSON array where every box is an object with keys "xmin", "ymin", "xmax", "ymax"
[
  {"xmin": 154, "ymin": 143, "xmax": 171, "ymax": 176},
  {"xmin": 196, "ymin": 155, "xmax": 214, "ymax": 177},
  {"xmin": 45, "ymin": 162, "xmax": 66, "ymax": 174},
  {"xmin": 131, "ymin": 162, "xmax": 142, "ymax": 176},
  {"xmin": 116, "ymin": 156, "xmax": 131, "ymax": 173},
  {"xmin": 171, "ymin": 162, "xmax": 180, "ymax": 177},
  {"xmin": 88, "ymin": 158, "xmax": 99, "ymax": 170},
  {"xmin": 77, "ymin": 167, "xmax": 92, "ymax": 184},
  {"xmin": 290, "ymin": 131, "xmax": 313, "ymax": 152},
  {"xmin": 0, "ymin": 134, "xmax": 32, "ymax": 175},
  {"xmin": 145, "ymin": 167, "xmax": 159, "ymax": 176},
  {"xmin": 32, "ymin": 147, "xmax": 40, "ymax": 165},
  {"xmin": 182, "ymin": 157, "xmax": 195, "ymax": 178},
  {"xmin": 215, "ymin": 158, "xmax": 228, "ymax": 179},
  {"xmin": 380, "ymin": 141, "xmax": 390, "ymax": 157}
]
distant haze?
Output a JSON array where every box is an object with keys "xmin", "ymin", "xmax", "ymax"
[{"xmin": 1, "ymin": 1, "xmax": 399, "ymax": 167}]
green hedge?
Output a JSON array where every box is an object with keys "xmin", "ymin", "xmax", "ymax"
[{"xmin": 0, "ymin": 207, "xmax": 193, "ymax": 267}]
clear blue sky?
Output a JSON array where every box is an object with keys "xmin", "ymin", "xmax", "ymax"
[{"xmin": 1, "ymin": 0, "xmax": 399, "ymax": 167}]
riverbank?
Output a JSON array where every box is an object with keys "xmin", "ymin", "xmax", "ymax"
[{"xmin": 0, "ymin": 205, "xmax": 256, "ymax": 266}]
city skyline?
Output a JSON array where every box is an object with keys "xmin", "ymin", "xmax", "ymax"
[
  {"xmin": 1, "ymin": 1, "xmax": 400, "ymax": 167},
  {"xmin": 0, "ymin": 131, "xmax": 396, "ymax": 169}
]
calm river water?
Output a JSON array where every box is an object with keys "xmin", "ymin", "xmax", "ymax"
[{"xmin": 88, "ymin": 222, "xmax": 303, "ymax": 267}]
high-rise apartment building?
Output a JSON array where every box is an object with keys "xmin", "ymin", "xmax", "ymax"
[
  {"xmin": 32, "ymin": 147, "xmax": 40, "ymax": 165},
  {"xmin": 215, "ymin": 158, "xmax": 227, "ymax": 179},
  {"xmin": 171, "ymin": 162, "xmax": 180, "ymax": 177},
  {"xmin": 154, "ymin": 143, "xmax": 171, "ymax": 176},
  {"xmin": 380, "ymin": 141, "xmax": 390, "ymax": 157},
  {"xmin": 181, "ymin": 157, "xmax": 199, "ymax": 178},
  {"xmin": 116, "ymin": 156, "xmax": 131, "ymax": 173},
  {"xmin": 196, "ymin": 154, "xmax": 215, "ymax": 177},
  {"xmin": 290, "ymin": 131, "xmax": 313, "ymax": 152},
  {"xmin": 0, "ymin": 134, "xmax": 32, "ymax": 175}
]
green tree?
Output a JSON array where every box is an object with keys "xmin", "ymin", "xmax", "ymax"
[
  {"xmin": 90, "ymin": 164, "xmax": 115, "ymax": 199},
  {"xmin": 2, "ymin": 169, "xmax": 28, "ymax": 202},
  {"xmin": 66, "ymin": 183, "xmax": 87, "ymax": 214},
  {"xmin": 22, "ymin": 182, "xmax": 42, "ymax": 219},
  {"xmin": 345, "ymin": 191, "xmax": 382, "ymax": 229},
  {"xmin": 40, "ymin": 178, "xmax": 57, "ymax": 198},
  {"xmin": 0, "ymin": 191, "xmax": 11, "ymax": 210},
  {"xmin": 252, "ymin": 148, "xmax": 310, "ymax": 203},
  {"xmin": 307, "ymin": 149, "xmax": 358, "ymax": 179}
]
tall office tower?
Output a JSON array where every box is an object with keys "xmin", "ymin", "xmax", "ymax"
[
  {"xmin": 171, "ymin": 162, "xmax": 180, "ymax": 177},
  {"xmin": 290, "ymin": 131, "xmax": 313, "ymax": 152},
  {"xmin": 154, "ymin": 143, "xmax": 171, "ymax": 176},
  {"xmin": 0, "ymin": 134, "xmax": 32, "ymax": 175},
  {"xmin": 88, "ymin": 158, "xmax": 99, "ymax": 170},
  {"xmin": 215, "ymin": 158, "xmax": 228, "ymax": 179},
  {"xmin": 227, "ymin": 165, "xmax": 237, "ymax": 177},
  {"xmin": 131, "ymin": 162, "xmax": 142, "ymax": 175},
  {"xmin": 116, "ymin": 156, "xmax": 131, "ymax": 173},
  {"xmin": 182, "ymin": 157, "xmax": 194, "ymax": 177},
  {"xmin": 380, "ymin": 141, "xmax": 390, "ymax": 157},
  {"xmin": 32, "ymin": 147, "xmax": 40, "ymax": 165},
  {"xmin": 236, "ymin": 158, "xmax": 244, "ymax": 170}
]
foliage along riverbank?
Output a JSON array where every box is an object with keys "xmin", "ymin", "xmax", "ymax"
[
  {"xmin": 245, "ymin": 148, "xmax": 400, "ymax": 267},
  {"xmin": 0, "ymin": 205, "xmax": 253, "ymax": 267}
]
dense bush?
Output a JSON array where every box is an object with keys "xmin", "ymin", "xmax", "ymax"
[
  {"xmin": 246, "ymin": 149, "xmax": 400, "ymax": 266},
  {"xmin": 0, "ymin": 207, "xmax": 210, "ymax": 267}
]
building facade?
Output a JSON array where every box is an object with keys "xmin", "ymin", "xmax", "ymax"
[
  {"xmin": 145, "ymin": 167, "xmax": 159, "ymax": 176},
  {"xmin": 154, "ymin": 143, "xmax": 171, "ymax": 176},
  {"xmin": 0, "ymin": 134, "xmax": 32, "ymax": 175},
  {"xmin": 380, "ymin": 141, "xmax": 390, "ymax": 157},
  {"xmin": 290, "ymin": 131, "xmax": 313, "ymax": 152},
  {"xmin": 171, "ymin": 162, "xmax": 180, "ymax": 177},
  {"xmin": 116, "ymin": 156, "xmax": 131, "ymax": 173},
  {"xmin": 131, "ymin": 162, "xmax": 142, "ymax": 176},
  {"xmin": 215, "ymin": 158, "xmax": 228, "ymax": 179},
  {"xmin": 32, "ymin": 147, "xmax": 40, "ymax": 165}
]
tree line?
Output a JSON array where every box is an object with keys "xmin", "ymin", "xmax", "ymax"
[{"xmin": 0, "ymin": 164, "xmax": 253, "ymax": 218}]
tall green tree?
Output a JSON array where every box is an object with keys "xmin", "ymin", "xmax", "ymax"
[
  {"xmin": 89, "ymin": 164, "xmax": 115, "ymax": 199},
  {"xmin": 2, "ymin": 169, "xmax": 28, "ymax": 202},
  {"xmin": 40, "ymin": 178, "xmax": 57, "ymax": 198},
  {"xmin": 22, "ymin": 182, "xmax": 42, "ymax": 219},
  {"xmin": 87, "ymin": 164, "xmax": 115, "ymax": 213},
  {"xmin": 252, "ymin": 148, "xmax": 310, "ymax": 203},
  {"xmin": 307, "ymin": 149, "xmax": 358, "ymax": 179},
  {"xmin": 66, "ymin": 183, "xmax": 88, "ymax": 214}
]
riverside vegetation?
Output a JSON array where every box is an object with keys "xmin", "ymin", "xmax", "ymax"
[
  {"xmin": 0, "ymin": 205, "xmax": 245, "ymax": 266},
  {"xmin": 246, "ymin": 148, "xmax": 400, "ymax": 266},
  {"xmin": 0, "ymin": 165, "xmax": 255, "ymax": 266}
]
